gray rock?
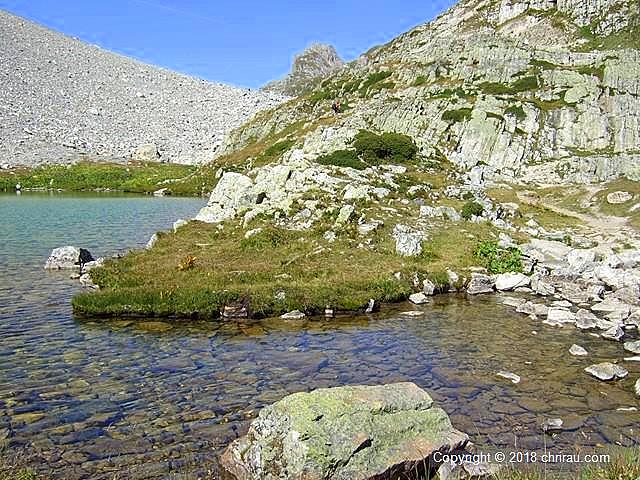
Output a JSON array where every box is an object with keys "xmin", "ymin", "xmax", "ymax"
[
  {"xmin": 44, "ymin": 246, "xmax": 94, "ymax": 270},
  {"xmin": 392, "ymin": 224, "xmax": 424, "ymax": 257},
  {"xmin": 467, "ymin": 273, "xmax": 494, "ymax": 295},
  {"xmin": 365, "ymin": 298, "xmax": 377, "ymax": 314},
  {"xmin": 569, "ymin": 344, "xmax": 588, "ymax": 356},
  {"xmin": 576, "ymin": 309, "xmax": 599, "ymax": 329},
  {"xmin": 132, "ymin": 143, "xmax": 160, "ymax": 162},
  {"xmin": 546, "ymin": 308, "xmax": 576, "ymax": 324},
  {"xmin": 419, "ymin": 205, "xmax": 462, "ymax": 222},
  {"xmin": 495, "ymin": 272, "xmax": 530, "ymax": 291},
  {"xmin": 541, "ymin": 418, "xmax": 563, "ymax": 433},
  {"xmin": 409, "ymin": 292, "xmax": 429, "ymax": 305},
  {"xmin": 280, "ymin": 310, "xmax": 306, "ymax": 320},
  {"xmin": 623, "ymin": 340, "xmax": 640, "ymax": 354},
  {"xmin": 335, "ymin": 204, "xmax": 355, "ymax": 225},
  {"xmin": 606, "ymin": 191, "xmax": 633, "ymax": 204},
  {"xmin": 591, "ymin": 298, "xmax": 631, "ymax": 322},
  {"xmin": 601, "ymin": 326, "xmax": 624, "ymax": 341},
  {"xmin": 585, "ymin": 362, "xmax": 629, "ymax": 381},
  {"xmin": 220, "ymin": 383, "xmax": 469, "ymax": 480}
]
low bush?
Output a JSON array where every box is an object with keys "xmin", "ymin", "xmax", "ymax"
[
  {"xmin": 316, "ymin": 150, "xmax": 367, "ymax": 170},
  {"xmin": 461, "ymin": 201, "xmax": 484, "ymax": 220},
  {"xmin": 442, "ymin": 108, "xmax": 473, "ymax": 123},
  {"xmin": 474, "ymin": 241, "xmax": 522, "ymax": 274},
  {"xmin": 351, "ymin": 130, "xmax": 418, "ymax": 165}
]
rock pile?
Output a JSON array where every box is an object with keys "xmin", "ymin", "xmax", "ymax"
[{"xmin": 0, "ymin": 10, "xmax": 285, "ymax": 167}]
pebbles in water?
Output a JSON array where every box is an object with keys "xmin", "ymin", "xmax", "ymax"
[
  {"xmin": 569, "ymin": 344, "xmax": 588, "ymax": 356},
  {"xmin": 497, "ymin": 371, "xmax": 521, "ymax": 384},
  {"xmin": 585, "ymin": 363, "xmax": 628, "ymax": 381}
]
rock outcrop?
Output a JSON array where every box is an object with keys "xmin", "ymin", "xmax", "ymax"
[
  {"xmin": 221, "ymin": 383, "xmax": 468, "ymax": 480},
  {"xmin": 219, "ymin": 0, "xmax": 640, "ymax": 186},
  {"xmin": 0, "ymin": 9, "xmax": 285, "ymax": 167},
  {"xmin": 263, "ymin": 44, "xmax": 344, "ymax": 97},
  {"xmin": 44, "ymin": 246, "xmax": 94, "ymax": 270}
]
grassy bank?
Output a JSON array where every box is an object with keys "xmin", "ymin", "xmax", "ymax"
[
  {"xmin": 72, "ymin": 212, "xmax": 507, "ymax": 319},
  {"xmin": 0, "ymin": 161, "xmax": 202, "ymax": 196}
]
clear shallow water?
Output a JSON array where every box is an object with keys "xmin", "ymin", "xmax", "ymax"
[{"xmin": 0, "ymin": 192, "xmax": 638, "ymax": 479}]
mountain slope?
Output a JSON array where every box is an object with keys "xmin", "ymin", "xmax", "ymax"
[
  {"xmin": 262, "ymin": 43, "xmax": 344, "ymax": 97},
  {"xmin": 0, "ymin": 9, "xmax": 285, "ymax": 167},
  {"xmin": 217, "ymin": 0, "xmax": 640, "ymax": 186}
]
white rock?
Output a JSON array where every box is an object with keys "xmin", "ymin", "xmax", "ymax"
[
  {"xmin": 399, "ymin": 311, "xmax": 425, "ymax": 317},
  {"xmin": 392, "ymin": 224, "xmax": 424, "ymax": 257},
  {"xmin": 335, "ymin": 204, "xmax": 355, "ymax": 225},
  {"xmin": 495, "ymin": 272, "xmax": 530, "ymax": 291},
  {"xmin": 585, "ymin": 362, "xmax": 628, "ymax": 381},
  {"xmin": 635, "ymin": 379, "xmax": 640, "ymax": 397},
  {"xmin": 423, "ymin": 279, "xmax": 436, "ymax": 296},
  {"xmin": 569, "ymin": 344, "xmax": 588, "ymax": 356},
  {"xmin": 623, "ymin": 340, "xmax": 640, "ymax": 354},
  {"xmin": 132, "ymin": 143, "xmax": 160, "ymax": 162},
  {"xmin": 280, "ymin": 310, "xmax": 305, "ymax": 320},
  {"xmin": 409, "ymin": 292, "xmax": 429, "ymax": 305},
  {"xmin": 601, "ymin": 326, "xmax": 624, "ymax": 341},
  {"xmin": 44, "ymin": 246, "xmax": 94, "ymax": 270},
  {"xmin": 173, "ymin": 219, "xmax": 188, "ymax": 232},
  {"xmin": 145, "ymin": 233, "xmax": 159, "ymax": 250},
  {"xmin": 497, "ymin": 371, "xmax": 521, "ymax": 384},
  {"xmin": 244, "ymin": 228, "xmax": 263, "ymax": 239},
  {"xmin": 547, "ymin": 308, "xmax": 576, "ymax": 324},
  {"xmin": 606, "ymin": 191, "xmax": 633, "ymax": 204}
]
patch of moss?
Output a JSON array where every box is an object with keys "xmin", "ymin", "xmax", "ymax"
[{"xmin": 505, "ymin": 105, "xmax": 527, "ymax": 121}]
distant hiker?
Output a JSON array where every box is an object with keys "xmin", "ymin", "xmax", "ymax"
[{"xmin": 331, "ymin": 100, "xmax": 342, "ymax": 114}]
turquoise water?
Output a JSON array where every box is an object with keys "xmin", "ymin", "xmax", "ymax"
[{"xmin": 0, "ymin": 192, "xmax": 638, "ymax": 479}]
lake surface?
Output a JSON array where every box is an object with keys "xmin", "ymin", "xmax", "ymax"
[{"xmin": 0, "ymin": 192, "xmax": 638, "ymax": 479}]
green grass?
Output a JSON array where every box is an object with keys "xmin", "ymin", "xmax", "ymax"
[
  {"xmin": 316, "ymin": 150, "xmax": 367, "ymax": 170},
  {"xmin": 461, "ymin": 200, "xmax": 484, "ymax": 220},
  {"xmin": 474, "ymin": 240, "xmax": 523, "ymax": 274},
  {"xmin": 505, "ymin": 105, "xmax": 527, "ymax": 121},
  {"xmin": 72, "ymin": 217, "xmax": 506, "ymax": 319},
  {"xmin": 0, "ymin": 161, "xmax": 198, "ymax": 195},
  {"xmin": 442, "ymin": 108, "xmax": 473, "ymax": 123},
  {"xmin": 359, "ymin": 71, "xmax": 393, "ymax": 96}
]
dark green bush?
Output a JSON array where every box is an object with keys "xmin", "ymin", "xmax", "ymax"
[
  {"xmin": 505, "ymin": 105, "xmax": 527, "ymax": 120},
  {"xmin": 474, "ymin": 241, "xmax": 523, "ymax": 274},
  {"xmin": 316, "ymin": 150, "xmax": 367, "ymax": 170},
  {"xmin": 462, "ymin": 201, "xmax": 484, "ymax": 220},
  {"xmin": 260, "ymin": 139, "xmax": 295, "ymax": 160},
  {"xmin": 511, "ymin": 75, "xmax": 539, "ymax": 92},
  {"xmin": 442, "ymin": 108, "xmax": 473, "ymax": 123},
  {"xmin": 351, "ymin": 130, "xmax": 418, "ymax": 165}
]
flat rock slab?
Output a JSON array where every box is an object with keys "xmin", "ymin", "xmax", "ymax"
[
  {"xmin": 221, "ymin": 382, "xmax": 468, "ymax": 480},
  {"xmin": 585, "ymin": 362, "xmax": 628, "ymax": 381}
]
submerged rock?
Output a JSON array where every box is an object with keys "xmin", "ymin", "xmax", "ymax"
[
  {"xmin": 624, "ymin": 341, "xmax": 640, "ymax": 354},
  {"xmin": 44, "ymin": 246, "xmax": 94, "ymax": 270},
  {"xmin": 541, "ymin": 418, "xmax": 563, "ymax": 434},
  {"xmin": 497, "ymin": 371, "xmax": 521, "ymax": 384},
  {"xmin": 585, "ymin": 362, "xmax": 628, "ymax": 381},
  {"xmin": 569, "ymin": 344, "xmax": 588, "ymax": 356},
  {"xmin": 220, "ymin": 383, "xmax": 468, "ymax": 480}
]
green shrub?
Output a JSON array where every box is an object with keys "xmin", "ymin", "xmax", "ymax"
[
  {"xmin": 260, "ymin": 139, "xmax": 295, "ymax": 160},
  {"xmin": 461, "ymin": 201, "xmax": 484, "ymax": 220},
  {"xmin": 511, "ymin": 75, "xmax": 539, "ymax": 92},
  {"xmin": 352, "ymin": 130, "xmax": 418, "ymax": 164},
  {"xmin": 505, "ymin": 105, "xmax": 527, "ymax": 120},
  {"xmin": 442, "ymin": 108, "xmax": 473, "ymax": 123},
  {"xmin": 474, "ymin": 241, "xmax": 523, "ymax": 274},
  {"xmin": 413, "ymin": 75, "xmax": 428, "ymax": 86},
  {"xmin": 359, "ymin": 71, "xmax": 393, "ymax": 96},
  {"xmin": 316, "ymin": 150, "xmax": 367, "ymax": 170}
]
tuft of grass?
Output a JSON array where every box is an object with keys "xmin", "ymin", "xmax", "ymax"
[
  {"xmin": 0, "ymin": 161, "xmax": 197, "ymax": 195},
  {"xmin": 461, "ymin": 201, "xmax": 484, "ymax": 220},
  {"xmin": 474, "ymin": 240, "xmax": 523, "ymax": 274}
]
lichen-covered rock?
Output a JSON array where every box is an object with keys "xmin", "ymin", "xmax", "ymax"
[
  {"xmin": 44, "ymin": 246, "xmax": 94, "ymax": 270},
  {"xmin": 392, "ymin": 225, "xmax": 424, "ymax": 257},
  {"xmin": 221, "ymin": 383, "xmax": 468, "ymax": 480}
]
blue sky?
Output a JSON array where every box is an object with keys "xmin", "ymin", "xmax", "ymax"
[{"xmin": 0, "ymin": 0, "xmax": 456, "ymax": 89}]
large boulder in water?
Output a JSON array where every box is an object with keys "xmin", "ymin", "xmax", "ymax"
[
  {"xmin": 44, "ymin": 246, "xmax": 94, "ymax": 270},
  {"xmin": 221, "ymin": 382, "xmax": 468, "ymax": 480}
]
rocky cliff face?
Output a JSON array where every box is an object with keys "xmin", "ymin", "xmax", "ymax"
[
  {"xmin": 0, "ymin": 10, "xmax": 285, "ymax": 167},
  {"xmin": 219, "ymin": 0, "xmax": 639, "ymax": 186},
  {"xmin": 262, "ymin": 43, "xmax": 344, "ymax": 97}
]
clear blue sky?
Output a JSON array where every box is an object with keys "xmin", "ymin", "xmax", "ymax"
[{"xmin": 0, "ymin": 0, "xmax": 456, "ymax": 89}]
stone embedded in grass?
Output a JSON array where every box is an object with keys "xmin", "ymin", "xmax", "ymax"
[
  {"xmin": 585, "ymin": 362, "xmax": 628, "ymax": 381},
  {"xmin": 392, "ymin": 224, "xmax": 424, "ymax": 257},
  {"xmin": 422, "ymin": 278, "xmax": 436, "ymax": 295},
  {"xmin": 624, "ymin": 340, "xmax": 640, "ymax": 354},
  {"xmin": 44, "ymin": 246, "xmax": 94, "ymax": 270},
  {"xmin": 145, "ymin": 233, "xmax": 159, "ymax": 250},
  {"xmin": 569, "ymin": 344, "xmax": 588, "ymax": 356},
  {"xmin": 220, "ymin": 383, "xmax": 469, "ymax": 480},
  {"xmin": 497, "ymin": 371, "xmax": 521, "ymax": 384},
  {"xmin": 606, "ymin": 191, "xmax": 633, "ymax": 204}
]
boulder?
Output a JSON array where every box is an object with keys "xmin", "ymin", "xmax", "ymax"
[
  {"xmin": 546, "ymin": 308, "xmax": 576, "ymax": 324},
  {"xmin": 585, "ymin": 363, "xmax": 628, "ymax": 381},
  {"xmin": 606, "ymin": 191, "xmax": 633, "ymax": 204},
  {"xmin": 495, "ymin": 272, "xmax": 530, "ymax": 291},
  {"xmin": 392, "ymin": 225, "xmax": 424, "ymax": 257},
  {"xmin": 575, "ymin": 309, "xmax": 599, "ymax": 330},
  {"xmin": 44, "ymin": 246, "xmax": 94, "ymax": 270},
  {"xmin": 591, "ymin": 298, "xmax": 631, "ymax": 322},
  {"xmin": 409, "ymin": 292, "xmax": 429, "ymax": 305},
  {"xmin": 467, "ymin": 274, "xmax": 494, "ymax": 295},
  {"xmin": 196, "ymin": 172, "xmax": 256, "ymax": 224},
  {"xmin": 220, "ymin": 383, "xmax": 468, "ymax": 480},
  {"xmin": 132, "ymin": 143, "xmax": 160, "ymax": 162}
]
